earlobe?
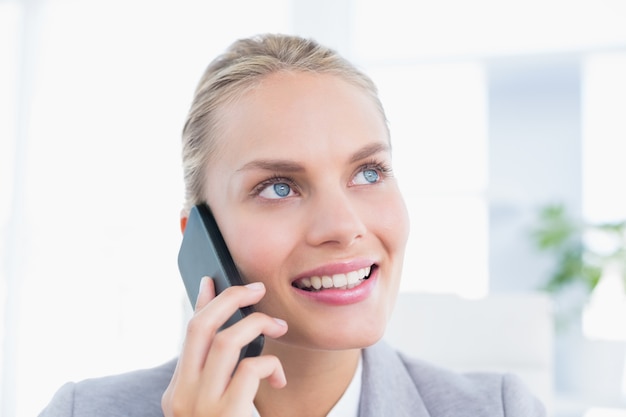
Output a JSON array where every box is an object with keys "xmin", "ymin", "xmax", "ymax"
[{"xmin": 180, "ymin": 210, "xmax": 188, "ymax": 235}]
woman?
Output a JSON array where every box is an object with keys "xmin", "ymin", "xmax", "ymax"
[{"xmin": 40, "ymin": 34, "xmax": 545, "ymax": 417}]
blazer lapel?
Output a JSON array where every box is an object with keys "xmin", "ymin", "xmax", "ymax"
[{"xmin": 358, "ymin": 341, "xmax": 431, "ymax": 417}]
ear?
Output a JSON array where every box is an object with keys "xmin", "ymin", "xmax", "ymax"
[{"xmin": 180, "ymin": 210, "xmax": 188, "ymax": 235}]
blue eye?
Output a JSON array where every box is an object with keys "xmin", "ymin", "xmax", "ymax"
[
  {"xmin": 353, "ymin": 168, "xmax": 380, "ymax": 185},
  {"xmin": 258, "ymin": 181, "xmax": 294, "ymax": 199},
  {"xmin": 363, "ymin": 169, "xmax": 379, "ymax": 183},
  {"xmin": 273, "ymin": 183, "xmax": 291, "ymax": 197}
]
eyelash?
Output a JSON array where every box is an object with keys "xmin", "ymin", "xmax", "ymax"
[
  {"xmin": 251, "ymin": 175, "xmax": 299, "ymax": 197},
  {"xmin": 250, "ymin": 159, "xmax": 393, "ymax": 198},
  {"xmin": 358, "ymin": 159, "xmax": 393, "ymax": 181}
]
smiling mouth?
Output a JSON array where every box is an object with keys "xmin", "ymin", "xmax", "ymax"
[{"xmin": 292, "ymin": 265, "xmax": 375, "ymax": 291}]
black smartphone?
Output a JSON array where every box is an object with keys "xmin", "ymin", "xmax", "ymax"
[{"xmin": 177, "ymin": 203, "xmax": 264, "ymax": 360}]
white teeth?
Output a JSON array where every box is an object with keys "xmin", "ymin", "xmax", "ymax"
[
  {"xmin": 332, "ymin": 273, "xmax": 348, "ymax": 288},
  {"xmin": 347, "ymin": 270, "xmax": 359, "ymax": 285},
  {"xmin": 294, "ymin": 266, "xmax": 373, "ymax": 291},
  {"xmin": 322, "ymin": 276, "xmax": 333, "ymax": 288},
  {"xmin": 311, "ymin": 276, "xmax": 322, "ymax": 289}
]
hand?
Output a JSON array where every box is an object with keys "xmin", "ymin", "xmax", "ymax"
[{"xmin": 162, "ymin": 278, "xmax": 288, "ymax": 417}]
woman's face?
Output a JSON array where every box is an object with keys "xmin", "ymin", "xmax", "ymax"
[{"xmin": 203, "ymin": 71, "xmax": 409, "ymax": 351}]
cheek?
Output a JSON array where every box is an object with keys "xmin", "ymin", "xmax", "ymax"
[
  {"xmin": 224, "ymin": 213, "xmax": 297, "ymax": 284},
  {"xmin": 223, "ymin": 214, "xmax": 299, "ymax": 320},
  {"xmin": 371, "ymin": 190, "xmax": 410, "ymax": 256}
]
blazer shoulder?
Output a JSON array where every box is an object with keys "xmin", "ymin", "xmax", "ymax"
[
  {"xmin": 398, "ymin": 353, "xmax": 546, "ymax": 417},
  {"xmin": 38, "ymin": 359, "xmax": 177, "ymax": 417}
]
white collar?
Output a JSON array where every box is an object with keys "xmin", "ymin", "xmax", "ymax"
[
  {"xmin": 252, "ymin": 354, "xmax": 362, "ymax": 417},
  {"xmin": 327, "ymin": 354, "xmax": 362, "ymax": 417}
]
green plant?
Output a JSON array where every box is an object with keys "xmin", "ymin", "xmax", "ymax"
[{"xmin": 531, "ymin": 204, "xmax": 626, "ymax": 296}]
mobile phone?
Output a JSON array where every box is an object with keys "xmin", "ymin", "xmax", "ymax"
[{"xmin": 178, "ymin": 204, "xmax": 264, "ymax": 360}]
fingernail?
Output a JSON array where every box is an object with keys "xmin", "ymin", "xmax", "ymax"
[
  {"xmin": 198, "ymin": 276, "xmax": 209, "ymax": 295},
  {"xmin": 245, "ymin": 282, "xmax": 265, "ymax": 291},
  {"xmin": 274, "ymin": 318, "xmax": 287, "ymax": 327}
]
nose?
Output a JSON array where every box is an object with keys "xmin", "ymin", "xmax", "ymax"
[{"xmin": 305, "ymin": 189, "xmax": 367, "ymax": 248}]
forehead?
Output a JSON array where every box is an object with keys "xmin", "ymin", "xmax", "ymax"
[{"xmin": 212, "ymin": 71, "xmax": 389, "ymax": 161}]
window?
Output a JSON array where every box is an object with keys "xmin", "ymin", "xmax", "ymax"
[
  {"xmin": 581, "ymin": 52, "xmax": 626, "ymax": 342},
  {"xmin": 364, "ymin": 63, "xmax": 488, "ymax": 297}
]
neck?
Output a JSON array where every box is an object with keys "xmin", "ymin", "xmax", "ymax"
[{"xmin": 255, "ymin": 341, "xmax": 361, "ymax": 417}]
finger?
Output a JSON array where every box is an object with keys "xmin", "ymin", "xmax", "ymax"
[
  {"xmin": 195, "ymin": 276, "xmax": 215, "ymax": 311},
  {"xmin": 162, "ymin": 277, "xmax": 215, "ymax": 407},
  {"xmin": 176, "ymin": 283, "xmax": 267, "ymax": 382},
  {"xmin": 199, "ymin": 314, "xmax": 288, "ymax": 398},
  {"xmin": 168, "ymin": 276, "xmax": 216, "ymax": 392},
  {"xmin": 233, "ymin": 355, "xmax": 287, "ymax": 390},
  {"xmin": 198, "ymin": 355, "xmax": 286, "ymax": 415}
]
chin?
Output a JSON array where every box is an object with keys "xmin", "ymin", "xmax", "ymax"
[{"xmin": 291, "ymin": 319, "xmax": 388, "ymax": 351}]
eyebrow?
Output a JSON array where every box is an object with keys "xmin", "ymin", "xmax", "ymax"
[
  {"xmin": 237, "ymin": 159, "xmax": 305, "ymax": 173},
  {"xmin": 237, "ymin": 143, "xmax": 390, "ymax": 173},
  {"xmin": 349, "ymin": 142, "xmax": 390, "ymax": 163},
  {"xmin": 237, "ymin": 141, "xmax": 391, "ymax": 173}
]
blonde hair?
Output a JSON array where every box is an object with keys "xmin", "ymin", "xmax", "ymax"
[{"xmin": 181, "ymin": 33, "xmax": 387, "ymax": 211}]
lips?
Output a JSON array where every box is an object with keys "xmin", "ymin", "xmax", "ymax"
[{"xmin": 292, "ymin": 265, "xmax": 373, "ymax": 291}]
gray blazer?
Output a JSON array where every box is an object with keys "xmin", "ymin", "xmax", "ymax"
[{"xmin": 39, "ymin": 341, "xmax": 545, "ymax": 416}]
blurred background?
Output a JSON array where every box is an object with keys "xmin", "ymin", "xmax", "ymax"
[{"xmin": 1, "ymin": 0, "xmax": 625, "ymax": 416}]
